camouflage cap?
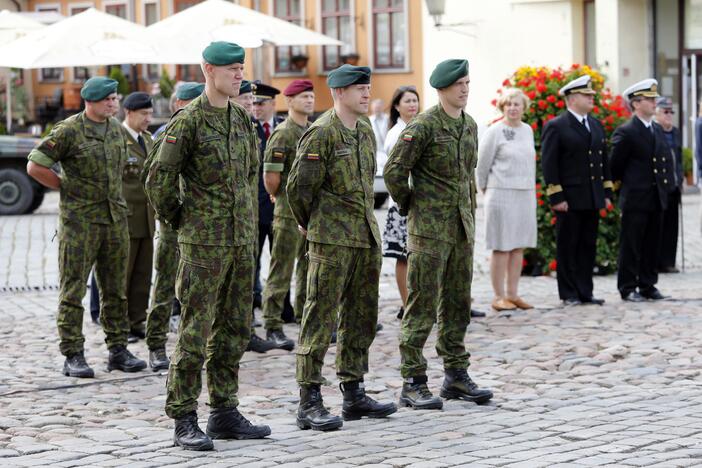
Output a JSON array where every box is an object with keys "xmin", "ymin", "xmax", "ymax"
[
  {"xmin": 327, "ymin": 64, "xmax": 371, "ymax": 89},
  {"xmin": 202, "ymin": 41, "xmax": 245, "ymax": 65},
  {"xmin": 429, "ymin": 59, "xmax": 469, "ymax": 89},
  {"xmin": 80, "ymin": 76, "xmax": 118, "ymax": 102},
  {"xmin": 175, "ymin": 82, "xmax": 204, "ymax": 100}
]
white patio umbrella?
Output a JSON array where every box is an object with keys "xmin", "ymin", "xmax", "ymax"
[
  {"xmin": 0, "ymin": 10, "xmax": 45, "ymax": 132},
  {"xmin": 0, "ymin": 8, "xmax": 160, "ymax": 68},
  {"xmin": 146, "ymin": 0, "xmax": 343, "ymax": 64}
]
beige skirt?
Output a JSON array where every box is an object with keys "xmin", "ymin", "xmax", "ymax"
[{"xmin": 484, "ymin": 188, "xmax": 537, "ymax": 251}]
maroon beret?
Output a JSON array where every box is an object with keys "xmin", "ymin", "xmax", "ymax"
[{"xmin": 283, "ymin": 79, "xmax": 314, "ymax": 97}]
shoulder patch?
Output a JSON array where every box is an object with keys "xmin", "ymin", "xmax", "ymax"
[
  {"xmin": 306, "ymin": 153, "xmax": 320, "ymax": 161},
  {"xmin": 46, "ymin": 140, "xmax": 56, "ymax": 149},
  {"xmin": 165, "ymin": 135, "xmax": 177, "ymax": 144},
  {"xmin": 402, "ymin": 133, "xmax": 413, "ymax": 142}
]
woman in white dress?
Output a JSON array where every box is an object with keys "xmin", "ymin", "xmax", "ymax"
[
  {"xmin": 381, "ymin": 86, "xmax": 419, "ymax": 318},
  {"xmin": 477, "ymin": 88, "xmax": 537, "ymax": 311}
]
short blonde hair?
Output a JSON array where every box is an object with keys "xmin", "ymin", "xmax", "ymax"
[{"xmin": 497, "ymin": 88, "xmax": 530, "ymax": 113}]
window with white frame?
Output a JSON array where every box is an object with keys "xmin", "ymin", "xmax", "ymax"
[
  {"xmin": 320, "ymin": 0, "xmax": 354, "ymax": 71},
  {"xmin": 104, "ymin": 1, "xmax": 128, "ymax": 19},
  {"xmin": 36, "ymin": 3, "xmax": 63, "ymax": 82},
  {"xmin": 273, "ymin": 0, "xmax": 306, "ymax": 74},
  {"xmin": 371, "ymin": 0, "xmax": 407, "ymax": 70}
]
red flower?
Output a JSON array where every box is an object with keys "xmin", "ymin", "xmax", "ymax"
[
  {"xmin": 550, "ymin": 217, "xmax": 557, "ymax": 225},
  {"xmin": 502, "ymin": 78, "xmax": 511, "ymax": 86},
  {"xmin": 535, "ymin": 183, "xmax": 542, "ymax": 190},
  {"xmin": 556, "ymin": 101, "xmax": 565, "ymax": 108},
  {"xmin": 546, "ymin": 95, "xmax": 556, "ymax": 103},
  {"xmin": 538, "ymin": 199, "xmax": 545, "ymax": 206},
  {"xmin": 538, "ymin": 100, "xmax": 548, "ymax": 109},
  {"xmin": 549, "ymin": 259, "xmax": 558, "ymax": 271},
  {"xmin": 526, "ymin": 90, "xmax": 537, "ymax": 100},
  {"xmin": 537, "ymin": 83, "xmax": 548, "ymax": 93},
  {"xmin": 592, "ymin": 106, "xmax": 600, "ymax": 114},
  {"xmin": 522, "ymin": 259, "xmax": 528, "ymax": 268},
  {"xmin": 546, "ymin": 113, "xmax": 556, "ymax": 121},
  {"xmin": 606, "ymin": 203, "xmax": 614, "ymax": 212},
  {"xmin": 536, "ymin": 191, "xmax": 543, "ymax": 198},
  {"xmin": 491, "ymin": 99, "xmax": 497, "ymax": 107},
  {"xmin": 599, "ymin": 209, "xmax": 607, "ymax": 218},
  {"xmin": 571, "ymin": 63, "xmax": 580, "ymax": 69},
  {"xmin": 530, "ymin": 121, "xmax": 538, "ymax": 130}
]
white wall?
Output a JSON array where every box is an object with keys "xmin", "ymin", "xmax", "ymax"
[{"xmin": 422, "ymin": 0, "xmax": 582, "ymax": 127}]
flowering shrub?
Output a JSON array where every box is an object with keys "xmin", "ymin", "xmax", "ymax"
[{"xmin": 493, "ymin": 64, "xmax": 630, "ymax": 275}]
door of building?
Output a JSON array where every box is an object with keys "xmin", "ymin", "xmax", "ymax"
[{"xmin": 682, "ymin": 53, "xmax": 702, "ymax": 182}]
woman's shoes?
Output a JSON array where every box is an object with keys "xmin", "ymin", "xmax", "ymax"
[
  {"xmin": 491, "ymin": 298, "xmax": 517, "ymax": 311},
  {"xmin": 507, "ymin": 296, "xmax": 533, "ymax": 310}
]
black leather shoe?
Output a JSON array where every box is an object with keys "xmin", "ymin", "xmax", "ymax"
[
  {"xmin": 266, "ymin": 329, "xmax": 295, "ymax": 351},
  {"xmin": 563, "ymin": 298, "xmax": 582, "ymax": 306},
  {"xmin": 581, "ymin": 296, "xmax": 605, "ymax": 305},
  {"xmin": 340, "ymin": 381, "xmax": 397, "ymax": 421},
  {"xmin": 246, "ymin": 334, "xmax": 276, "ymax": 353},
  {"xmin": 440, "ymin": 368, "xmax": 493, "ymax": 404},
  {"xmin": 622, "ymin": 291, "xmax": 645, "ymax": 302},
  {"xmin": 640, "ymin": 288, "xmax": 668, "ymax": 300},
  {"xmin": 63, "ymin": 352, "xmax": 94, "ymax": 378},
  {"xmin": 173, "ymin": 412, "xmax": 213, "ymax": 451},
  {"xmin": 206, "ymin": 407, "xmax": 271, "ymax": 440},
  {"xmin": 107, "ymin": 345, "xmax": 147, "ymax": 372},
  {"xmin": 297, "ymin": 385, "xmax": 343, "ymax": 431},
  {"xmin": 376, "ymin": 323, "xmax": 384, "ymax": 332},
  {"xmin": 399, "ymin": 376, "xmax": 443, "ymax": 410},
  {"xmin": 149, "ymin": 348, "xmax": 170, "ymax": 372},
  {"xmin": 396, "ymin": 306, "xmax": 404, "ymax": 320},
  {"xmin": 470, "ymin": 308, "xmax": 487, "ymax": 318},
  {"xmin": 130, "ymin": 322, "xmax": 146, "ymax": 339}
]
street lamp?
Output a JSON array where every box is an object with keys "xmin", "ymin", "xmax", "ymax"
[{"xmin": 424, "ymin": 0, "xmax": 476, "ymax": 35}]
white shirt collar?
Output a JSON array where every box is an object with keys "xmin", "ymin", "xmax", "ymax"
[
  {"xmin": 636, "ymin": 115, "xmax": 653, "ymax": 127},
  {"xmin": 122, "ymin": 121, "xmax": 140, "ymax": 141},
  {"xmin": 567, "ymin": 108, "xmax": 588, "ymax": 122}
]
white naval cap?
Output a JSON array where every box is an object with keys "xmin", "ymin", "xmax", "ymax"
[
  {"xmin": 622, "ymin": 78, "xmax": 660, "ymax": 101},
  {"xmin": 558, "ymin": 75, "xmax": 596, "ymax": 96}
]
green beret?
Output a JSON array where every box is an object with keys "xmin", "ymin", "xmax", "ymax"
[
  {"xmin": 175, "ymin": 82, "xmax": 204, "ymax": 100},
  {"xmin": 239, "ymin": 80, "xmax": 253, "ymax": 95},
  {"xmin": 429, "ymin": 59, "xmax": 469, "ymax": 89},
  {"xmin": 327, "ymin": 64, "xmax": 371, "ymax": 89},
  {"xmin": 80, "ymin": 77, "xmax": 118, "ymax": 102},
  {"xmin": 202, "ymin": 41, "xmax": 245, "ymax": 66}
]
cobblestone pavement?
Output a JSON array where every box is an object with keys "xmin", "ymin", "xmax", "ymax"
[{"xmin": 1, "ymin": 193, "xmax": 702, "ymax": 467}]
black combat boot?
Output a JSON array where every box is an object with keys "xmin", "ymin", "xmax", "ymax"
[
  {"xmin": 340, "ymin": 381, "xmax": 397, "ymax": 421},
  {"xmin": 173, "ymin": 412, "xmax": 213, "ymax": 451},
  {"xmin": 399, "ymin": 375, "xmax": 443, "ymax": 410},
  {"xmin": 149, "ymin": 348, "xmax": 170, "ymax": 372},
  {"xmin": 63, "ymin": 352, "xmax": 94, "ymax": 378},
  {"xmin": 266, "ymin": 329, "xmax": 295, "ymax": 351},
  {"xmin": 440, "ymin": 368, "xmax": 493, "ymax": 404},
  {"xmin": 206, "ymin": 407, "xmax": 271, "ymax": 440},
  {"xmin": 246, "ymin": 333, "xmax": 276, "ymax": 353},
  {"xmin": 296, "ymin": 385, "xmax": 343, "ymax": 431},
  {"xmin": 107, "ymin": 345, "xmax": 147, "ymax": 372}
]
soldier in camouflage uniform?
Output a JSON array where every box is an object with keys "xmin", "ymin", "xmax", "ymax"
[
  {"xmin": 261, "ymin": 79, "xmax": 315, "ymax": 351},
  {"xmin": 287, "ymin": 65, "xmax": 397, "ymax": 432},
  {"xmin": 26, "ymin": 77, "xmax": 147, "ymax": 378},
  {"xmin": 384, "ymin": 59, "xmax": 493, "ymax": 410},
  {"xmin": 144, "ymin": 82, "xmax": 204, "ymax": 371},
  {"xmin": 144, "ymin": 42, "xmax": 270, "ymax": 451}
]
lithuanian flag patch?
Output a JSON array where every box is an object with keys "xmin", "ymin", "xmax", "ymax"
[
  {"xmin": 165, "ymin": 135, "xmax": 177, "ymax": 144},
  {"xmin": 46, "ymin": 140, "xmax": 56, "ymax": 149},
  {"xmin": 402, "ymin": 134, "xmax": 413, "ymax": 142}
]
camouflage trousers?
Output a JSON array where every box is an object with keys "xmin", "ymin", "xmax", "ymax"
[
  {"xmin": 399, "ymin": 229, "xmax": 473, "ymax": 378},
  {"xmin": 146, "ymin": 223, "xmax": 178, "ymax": 350},
  {"xmin": 165, "ymin": 242, "xmax": 254, "ymax": 419},
  {"xmin": 262, "ymin": 217, "xmax": 308, "ymax": 331},
  {"xmin": 296, "ymin": 242, "xmax": 381, "ymax": 386},
  {"xmin": 57, "ymin": 217, "xmax": 129, "ymax": 356},
  {"xmin": 126, "ymin": 236, "xmax": 153, "ymax": 327}
]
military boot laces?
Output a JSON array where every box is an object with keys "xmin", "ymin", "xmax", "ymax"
[
  {"xmin": 266, "ymin": 329, "xmax": 295, "ymax": 351},
  {"xmin": 173, "ymin": 412, "xmax": 213, "ymax": 451},
  {"xmin": 341, "ymin": 381, "xmax": 397, "ymax": 421},
  {"xmin": 63, "ymin": 352, "xmax": 94, "ymax": 378},
  {"xmin": 296, "ymin": 385, "xmax": 343, "ymax": 431},
  {"xmin": 206, "ymin": 407, "xmax": 271, "ymax": 440},
  {"xmin": 246, "ymin": 334, "xmax": 277, "ymax": 353},
  {"xmin": 440, "ymin": 368, "xmax": 493, "ymax": 404},
  {"xmin": 149, "ymin": 348, "xmax": 170, "ymax": 372},
  {"xmin": 107, "ymin": 345, "xmax": 147, "ymax": 373},
  {"xmin": 399, "ymin": 376, "xmax": 443, "ymax": 410}
]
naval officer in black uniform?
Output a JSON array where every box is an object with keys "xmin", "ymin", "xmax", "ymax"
[
  {"xmin": 541, "ymin": 75, "xmax": 613, "ymax": 306},
  {"xmin": 610, "ymin": 79, "xmax": 673, "ymax": 302}
]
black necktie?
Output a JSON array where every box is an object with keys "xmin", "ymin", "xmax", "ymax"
[
  {"xmin": 581, "ymin": 117, "xmax": 590, "ymax": 132},
  {"xmin": 137, "ymin": 134, "xmax": 146, "ymax": 153}
]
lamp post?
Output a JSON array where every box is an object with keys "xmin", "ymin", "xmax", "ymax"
[{"xmin": 423, "ymin": 0, "xmax": 476, "ymax": 35}]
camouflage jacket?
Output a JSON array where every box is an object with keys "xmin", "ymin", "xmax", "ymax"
[
  {"xmin": 263, "ymin": 117, "xmax": 308, "ymax": 221},
  {"xmin": 27, "ymin": 112, "xmax": 129, "ymax": 224},
  {"xmin": 383, "ymin": 104, "xmax": 478, "ymax": 243},
  {"xmin": 121, "ymin": 127, "xmax": 155, "ymax": 238},
  {"xmin": 287, "ymin": 109, "xmax": 380, "ymax": 248},
  {"xmin": 144, "ymin": 94, "xmax": 259, "ymax": 247}
]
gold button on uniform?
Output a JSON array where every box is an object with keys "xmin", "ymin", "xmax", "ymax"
[{"xmin": 654, "ymin": 169, "xmax": 658, "ymax": 174}]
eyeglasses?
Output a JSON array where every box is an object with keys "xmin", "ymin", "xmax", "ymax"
[{"xmin": 661, "ymin": 109, "xmax": 675, "ymax": 115}]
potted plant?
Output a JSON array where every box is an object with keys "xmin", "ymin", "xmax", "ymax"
[
  {"xmin": 291, "ymin": 54, "xmax": 309, "ymax": 70},
  {"xmin": 682, "ymin": 147, "xmax": 694, "ymax": 186},
  {"xmin": 340, "ymin": 53, "xmax": 360, "ymax": 65}
]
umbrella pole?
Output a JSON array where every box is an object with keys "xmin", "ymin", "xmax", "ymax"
[{"xmin": 5, "ymin": 71, "xmax": 11, "ymax": 134}]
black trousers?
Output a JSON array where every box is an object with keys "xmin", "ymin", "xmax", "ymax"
[
  {"xmin": 617, "ymin": 209, "xmax": 662, "ymax": 296},
  {"xmin": 658, "ymin": 189, "xmax": 681, "ymax": 269},
  {"xmin": 554, "ymin": 210, "xmax": 599, "ymax": 301}
]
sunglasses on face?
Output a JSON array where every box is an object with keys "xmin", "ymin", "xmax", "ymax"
[{"xmin": 661, "ymin": 109, "xmax": 675, "ymax": 115}]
